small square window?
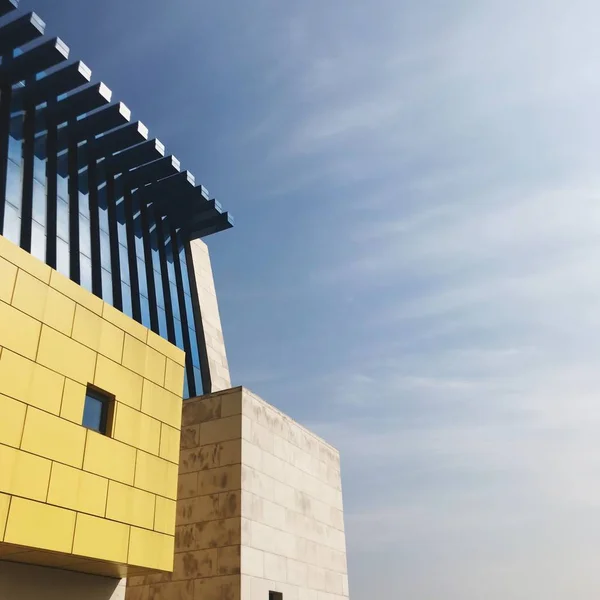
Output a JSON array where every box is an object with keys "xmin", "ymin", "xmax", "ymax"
[
  {"xmin": 269, "ymin": 592, "xmax": 283, "ymax": 600},
  {"xmin": 82, "ymin": 387, "xmax": 113, "ymax": 435}
]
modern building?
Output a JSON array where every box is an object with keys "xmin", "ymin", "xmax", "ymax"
[{"xmin": 0, "ymin": 2, "xmax": 350, "ymax": 599}]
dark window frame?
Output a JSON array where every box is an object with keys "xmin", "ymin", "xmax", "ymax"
[
  {"xmin": 82, "ymin": 385, "xmax": 114, "ymax": 435},
  {"xmin": 269, "ymin": 592, "xmax": 283, "ymax": 600}
]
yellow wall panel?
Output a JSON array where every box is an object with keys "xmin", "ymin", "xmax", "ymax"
[
  {"xmin": 37, "ymin": 325, "xmax": 97, "ymax": 384},
  {"xmin": 128, "ymin": 527, "xmax": 174, "ymax": 571},
  {"xmin": 163, "ymin": 358, "xmax": 186, "ymax": 396},
  {"xmin": 50, "ymin": 270, "xmax": 103, "ymax": 315},
  {"xmin": 0, "ymin": 350, "xmax": 63, "ymax": 415},
  {"xmin": 83, "ymin": 430, "xmax": 136, "ymax": 485},
  {"xmin": 0, "ymin": 256, "xmax": 17, "ymax": 303},
  {"xmin": 0, "ymin": 234, "xmax": 51, "ymax": 283},
  {"xmin": 123, "ymin": 335, "xmax": 166, "ymax": 386},
  {"xmin": 0, "ymin": 349, "xmax": 33, "ymax": 403},
  {"xmin": 11, "ymin": 271, "xmax": 76, "ymax": 336},
  {"xmin": 4, "ymin": 498, "xmax": 75, "ymax": 553},
  {"xmin": 47, "ymin": 463, "xmax": 108, "ymax": 517},
  {"xmin": 0, "ymin": 395, "xmax": 26, "ymax": 448},
  {"xmin": 147, "ymin": 329, "xmax": 185, "ymax": 366},
  {"xmin": 72, "ymin": 306, "xmax": 125, "ymax": 364},
  {"xmin": 154, "ymin": 496, "xmax": 176, "ymax": 535},
  {"xmin": 11, "ymin": 270, "xmax": 47, "ymax": 320},
  {"xmin": 0, "ymin": 444, "xmax": 51, "ymax": 501},
  {"xmin": 27, "ymin": 361, "xmax": 64, "ymax": 415},
  {"xmin": 43, "ymin": 288, "xmax": 76, "ymax": 336},
  {"xmin": 0, "ymin": 493, "xmax": 10, "ymax": 541},
  {"xmin": 60, "ymin": 379, "xmax": 86, "ymax": 424},
  {"xmin": 0, "ymin": 235, "xmax": 185, "ymax": 573},
  {"xmin": 122, "ymin": 333, "xmax": 147, "ymax": 376},
  {"xmin": 99, "ymin": 320, "xmax": 125, "ymax": 363},
  {"xmin": 113, "ymin": 402, "xmax": 160, "ymax": 456},
  {"xmin": 145, "ymin": 346, "xmax": 166, "ymax": 386},
  {"xmin": 105, "ymin": 481, "xmax": 155, "ymax": 530},
  {"xmin": 72, "ymin": 513, "xmax": 129, "ymax": 563},
  {"xmin": 159, "ymin": 423, "xmax": 180, "ymax": 464},
  {"xmin": 73, "ymin": 306, "xmax": 125, "ymax": 363},
  {"xmin": 71, "ymin": 304, "xmax": 102, "ymax": 351},
  {"xmin": 134, "ymin": 450, "xmax": 178, "ymax": 499},
  {"xmin": 95, "ymin": 355, "xmax": 142, "ymax": 410},
  {"xmin": 102, "ymin": 302, "xmax": 148, "ymax": 342},
  {"xmin": 0, "ymin": 300, "xmax": 41, "ymax": 360},
  {"xmin": 141, "ymin": 379, "xmax": 183, "ymax": 430},
  {"xmin": 21, "ymin": 407, "xmax": 86, "ymax": 469}
]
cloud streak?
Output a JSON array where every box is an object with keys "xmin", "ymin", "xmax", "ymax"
[{"xmin": 220, "ymin": 1, "xmax": 600, "ymax": 597}]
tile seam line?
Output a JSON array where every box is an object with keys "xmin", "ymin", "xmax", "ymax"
[
  {"xmin": 1, "ymin": 287, "xmax": 179, "ymax": 373},
  {"xmin": 0, "ymin": 398, "xmax": 179, "ymax": 465},
  {"xmin": 1, "ymin": 330, "xmax": 176, "ymax": 400},
  {"xmin": 0, "ymin": 440, "xmax": 178, "ymax": 501},
  {"xmin": 0, "ymin": 489, "xmax": 178, "ymax": 535}
]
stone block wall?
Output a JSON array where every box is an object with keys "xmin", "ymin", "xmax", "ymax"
[
  {"xmin": 239, "ymin": 389, "xmax": 349, "ymax": 600},
  {"xmin": 126, "ymin": 387, "xmax": 349, "ymax": 600},
  {"xmin": 127, "ymin": 390, "xmax": 243, "ymax": 600},
  {"xmin": 174, "ymin": 389, "xmax": 243, "ymax": 600}
]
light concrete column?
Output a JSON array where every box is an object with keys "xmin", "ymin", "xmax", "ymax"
[{"xmin": 188, "ymin": 239, "xmax": 231, "ymax": 393}]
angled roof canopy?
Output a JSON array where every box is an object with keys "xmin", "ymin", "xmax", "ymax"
[{"xmin": 0, "ymin": 1, "xmax": 233, "ymax": 240}]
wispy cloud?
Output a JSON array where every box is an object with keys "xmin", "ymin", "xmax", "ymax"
[{"xmin": 215, "ymin": 1, "xmax": 600, "ymax": 597}]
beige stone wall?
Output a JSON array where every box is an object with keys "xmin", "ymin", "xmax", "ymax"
[
  {"xmin": 0, "ymin": 561, "xmax": 126, "ymax": 599},
  {"xmin": 127, "ymin": 390, "xmax": 243, "ymax": 600},
  {"xmin": 175, "ymin": 390, "xmax": 243, "ymax": 600},
  {"xmin": 188, "ymin": 240, "xmax": 231, "ymax": 393},
  {"xmin": 126, "ymin": 387, "xmax": 349, "ymax": 600},
  {"xmin": 239, "ymin": 389, "xmax": 349, "ymax": 600}
]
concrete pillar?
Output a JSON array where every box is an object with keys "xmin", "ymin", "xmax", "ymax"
[{"xmin": 188, "ymin": 239, "xmax": 231, "ymax": 394}]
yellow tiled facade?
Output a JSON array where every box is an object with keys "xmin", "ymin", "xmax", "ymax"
[{"xmin": 0, "ymin": 234, "xmax": 186, "ymax": 578}]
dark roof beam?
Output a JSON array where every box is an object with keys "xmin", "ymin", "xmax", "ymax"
[
  {"xmin": 78, "ymin": 121, "xmax": 149, "ymax": 166},
  {"xmin": 35, "ymin": 101, "xmax": 130, "ymax": 159},
  {"xmin": 168, "ymin": 198, "xmax": 222, "ymax": 228},
  {"xmin": 56, "ymin": 120, "xmax": 149, "ymax": 176},
  {"xmin": 0, "ymin": 37, "xmax": 69, "ymax": 85},
  {"xmin": 34, "ymin": 82, "xmax": 112, "ymax": 132},
  {"xmin": 170, "ymin": 197, "xmax": 222, "ymax": 227},
  {"xmin": 153, "ymin": 184, "xmax": 216, "ymax": 222},
  {"xmin": 55, "ymin": 102, "xmax": 130, "ymax": 151},
  {"xmin": 186, "ymin": 212, "xmax": 234, "ymax": 240},
  {"xmin": 134, "ymin": 170, "xmax": 194, "ymax": 206},
  {"xmin": 0, "ymin": 11, "xmax": 45, "ymax": 56},
  {"xmin": 77, "ymin": 139, "xmax": 165, "ymax": 194},
  {"xmin": 0, "ymin": 0, "xmax": 19, "ymax": 19},
  {"xmin": 124, "ymin": 155, "xmax": 180, "ymax": 190},
  {"xmin": 11, "ymin": 61, "xmax": 91, "ymax": 110},
  {"xmin": 105, "ymin": 138, "xmax": 165, "ymax": 175}
]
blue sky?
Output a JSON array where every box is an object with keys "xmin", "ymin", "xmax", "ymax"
[{"xmin": 20, "ymin": 0, "xmax": 600, "ymax": 597}]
